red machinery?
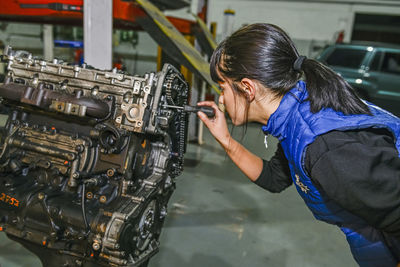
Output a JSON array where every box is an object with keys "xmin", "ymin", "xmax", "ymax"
[{"xmin": 0, "ymin": 0, "xmax": 193, "ymax": 34}]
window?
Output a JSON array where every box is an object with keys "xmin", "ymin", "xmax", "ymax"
[
  {"xmin": 326, "ymin": 48, "xmax": 367, "ymax": 68},
  {"xmin": 369, "ymin": 51, "xmax": 383, "ymax": 71},
  {"xmin": 382, "ymin": 52, "xmax": 400, "ymax": 75}
]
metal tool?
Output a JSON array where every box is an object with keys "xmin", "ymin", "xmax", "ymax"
[{"xmin": 164, "ymin": 104, "xmax": 215, "ymax": 118}]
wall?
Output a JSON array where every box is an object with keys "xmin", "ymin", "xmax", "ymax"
[
  {"xmin": 207, "ymin": 0, "xmax": 400, "ymax": 57},
  {"xmin": 113, "ymin": 31, "xmax": 158, "ymax": 75},
  {"xmin": 0, "ymin": 23, "xmax": 43, "ymax": 52}
]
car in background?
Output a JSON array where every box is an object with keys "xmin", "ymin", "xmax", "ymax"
[{"xmin": 317, "ymin": 42, "xmax": 400, "ymax": 116}]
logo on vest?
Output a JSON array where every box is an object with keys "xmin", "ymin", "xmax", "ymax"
[{"xmin": 295, "ymin": 174, "xmax": 309, "ymax": 193}]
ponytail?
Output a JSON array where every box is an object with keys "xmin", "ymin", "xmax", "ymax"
[{"xmin": 301, "ymin": 58, "xmax": 371, "ymax": 115}]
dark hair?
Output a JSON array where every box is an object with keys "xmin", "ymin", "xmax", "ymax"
[{"xmin": 210, "ymin": 23, "xmax": 371, "ymax": 115}]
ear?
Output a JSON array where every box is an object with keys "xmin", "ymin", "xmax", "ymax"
[{"xmin": 240, "ymin": 78, "xmax": 256, "ymax": 102}]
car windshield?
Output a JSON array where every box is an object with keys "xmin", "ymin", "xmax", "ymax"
[
  {"xmin": 382, "ymin": 52, "xmax": 400, "ymax": 75},
  {"xmin": 325, "ymin": 48, "xmax": 368, "ymax": 68}
]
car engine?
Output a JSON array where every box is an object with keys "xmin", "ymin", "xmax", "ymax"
[{"xmin": 0, "ymin": 46, "xmax": 189, "ymax": 267}]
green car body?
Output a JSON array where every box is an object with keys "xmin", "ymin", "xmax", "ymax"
[{"xmin": 317, "ymin": 43, "xmax": 400, "ymax": 116}]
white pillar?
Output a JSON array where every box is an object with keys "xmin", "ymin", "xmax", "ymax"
[
  {"xmin": 222, "ymin": 8, "xmax": 235, "ymax": 40},
  {"xmin": 43, "ymin": 24, "xmax": 54, "ymax": 61},
  {"xmin": 84, "ymin": 0, "xmax": 112, "ymax": 70}
]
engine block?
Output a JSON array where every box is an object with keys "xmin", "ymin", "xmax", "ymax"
[{"xmin": 0, "ymin": 46, "xmax": 189, "ymax": 266}]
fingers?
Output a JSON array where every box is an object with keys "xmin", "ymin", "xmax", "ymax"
[
  {"xmin": 198, "ymin": 97, "xmax": 225, "ymax": 114},
  {"xmin": 197, "ymin": 109, "xmax": 215, "ymax": 121},
  {"xmin": 197, "ymin": 111, "xmax": 207, "ymax": 122},
  {"xmin": 197, "ymin": 101, "xmax": 223, "ymax": 119},
  {"xmin": 197, "ymin": 101, "xmax": 218, "ymax": 109},
  {"xmin": 197, "ymin": 111, "xmax": 212, "ymax": 128}
]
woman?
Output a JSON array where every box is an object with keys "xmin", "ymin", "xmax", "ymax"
[{"xmin": 197, "ymin": 23, "xmax": 400, "ymax": 266}]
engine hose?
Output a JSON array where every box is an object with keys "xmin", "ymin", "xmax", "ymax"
[{"xmin": 81, "ymin": 183, "xmax": 90, "ymax": 232}]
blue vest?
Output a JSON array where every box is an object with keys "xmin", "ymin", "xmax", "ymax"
[{"xmin": 262, "ymin": 81, "xmax": 400, "ymax": 266}]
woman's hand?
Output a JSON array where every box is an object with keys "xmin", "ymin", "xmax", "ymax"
[
  {"xmin": 197, "ymin": 100, "xmax": 231, "ymax": 149},
  {"xmin": 197, "ymin": 99, "xmax": 264, "ymax": 181}
]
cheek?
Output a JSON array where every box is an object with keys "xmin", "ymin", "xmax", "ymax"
[
  {"xmin": 226, "ymin": 96, "xmax": 247, "ymax": 124},
  {"xmin": 223, "ymin": 93, "xmax": 235, "ymax": 113}
]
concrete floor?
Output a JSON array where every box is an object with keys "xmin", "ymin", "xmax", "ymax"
[{"xmin": 0, "ymin": 123, "xmax": 357, "ymax": 267}]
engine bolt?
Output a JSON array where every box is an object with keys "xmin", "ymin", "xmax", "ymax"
[
  {"xmin": 44, "ymin": 161, "xmax": 51, "ymax": 169},
  {"xmin": 106, "ymin": 169, "xmax": 115, "ymax": 177},
  {"xmin": 86, "ymin": 192, "xmax": 93, "ymax": 199},
  {"xmin": 123, "ymin": 92, "xmax": 131, "ymax": 103},
  {"xmin": 92, "ymin": 242, "xmax": 101, "ymax": 251},
  {"xmin": 38, "ymin": 192, "xmax": 45, "ymax": 200},
  {"xmin": 75, "ymin": 145, "xmax": 84, "ymax": 152},
  {"xmin": 99, "ymin": 196, "xmax": 107, "ymax": 204},
  {"xmin": 91, "ymin": 87, "xmax": 99, "ymax": 96}
]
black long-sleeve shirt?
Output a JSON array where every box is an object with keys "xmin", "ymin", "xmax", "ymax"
[{"xmin": 254, "ymin": 128, "xmax": 400, "ymax": 239}]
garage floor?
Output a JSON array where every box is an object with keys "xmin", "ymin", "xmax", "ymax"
[{"xmin": 0, "ymin": 123, "xmax": 357, "ymax": 267}]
